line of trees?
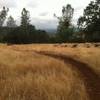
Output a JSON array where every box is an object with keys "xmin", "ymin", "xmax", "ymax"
[
  {"xmin": 0, "ymin": 0, "xmax": 100, "ymax": 44},
  {"xmin": 0, "ymin": 7, "xmax": 50, "ymax": 44}
]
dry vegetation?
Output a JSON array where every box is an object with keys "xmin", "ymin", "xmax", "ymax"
[
  {"xmin": 20, "ymin": 43, "xmax": 99, "ymax": 74},
  {"xmin": 0, "ymin": 43, "xmax": 100, "ymax": 100},
  {"xmin": 0, "ymin": 44, "xmax": 88, "ymax": 100}
]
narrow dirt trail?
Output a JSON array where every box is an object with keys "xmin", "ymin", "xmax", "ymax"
[{"xmin": 34, "ymin": 51, "xmax": 100, "ymax": 100}]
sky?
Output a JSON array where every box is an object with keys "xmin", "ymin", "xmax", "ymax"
[{"xmin": 0, "ymin": 0, "xmax": 93, "ymax": 30}]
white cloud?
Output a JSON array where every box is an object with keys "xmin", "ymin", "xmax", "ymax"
[
  {"xmin": 27, "ymin": 0, "xmax": 39, "ymax": 8},
  {"xmin": 39, "ymin": 12, "xmax": 49, "ymax": 17},
  {"xmin": 0, "ymin": 0, "xmax": 17, "ymax": 8},
  {"xmin": 31, "ymin": 18, "xmax": 58, "ymax": 29}
]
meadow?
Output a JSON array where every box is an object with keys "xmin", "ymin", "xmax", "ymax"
[{"xmin": 0, "ymin": 43, "xmax": 100, "ymax": 100}]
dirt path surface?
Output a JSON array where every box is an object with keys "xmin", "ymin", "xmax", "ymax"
[{"xmin": 34, "ymin": 51, "xmax": 100, "ymax": 100}]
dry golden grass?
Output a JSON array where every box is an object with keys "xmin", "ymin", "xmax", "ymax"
[
  {"xmin": 15, "ymin": 43, "xmax": 99, "ymax": 74},
  {"xmin": 0, "ymin": 44, "xmax": 89, "ymax": 100}
]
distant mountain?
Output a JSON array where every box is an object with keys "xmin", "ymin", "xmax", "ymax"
[{"xmin": 45, "ymin": 29, "xmax": 57, "ymax": 33}]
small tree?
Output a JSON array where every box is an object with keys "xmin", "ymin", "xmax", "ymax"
[
  {"xmin": 7, "ymin": 16, "xmax": 17, "ymax": 27},
  {"xmin": 0, "ymin": 7, "xmax": 9, "ymax": 27}
]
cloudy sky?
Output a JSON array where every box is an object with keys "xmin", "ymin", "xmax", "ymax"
[{"xmin": 0, "ymin": 0, "xmax": 93, "ymax": 30}]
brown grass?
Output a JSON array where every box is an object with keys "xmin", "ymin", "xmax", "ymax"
[
  {"xmin": 0, "ymin": 44, "xmax": 89, "ymax": 100},
  {"xmin": 18, "ymin": 43, "xmax": 99, "ymax": 74}
]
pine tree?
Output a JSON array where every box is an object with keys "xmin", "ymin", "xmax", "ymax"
[
  {"xmin": 7, "ymin": 16, "xmax": 17, "ymax": 27},
  {"xmin": 21, "ymin": 8, "xmax": 30, "ymax": 28},
  {"xmin": 56, "ymin": 4, "xmax": 74, "ymax": 42},
  {"xmin": 0, "ymin": 7, "xmax": 9, "ymax": 27},
  {"xmin": 57, "ymin": 4, "xmax": 74, "ymax": 32}
]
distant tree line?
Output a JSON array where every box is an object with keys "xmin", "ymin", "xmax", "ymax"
[
  {"xmin": 0, "ymin": 0, "xmax": 100, "ymax": 44},
  {"xmin": 0, "ymin": 7, "xmax": 50, "ymax": 44}
]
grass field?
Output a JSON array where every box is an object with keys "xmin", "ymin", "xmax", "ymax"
[{"xmin": 0, "ymin": 43, "xmax": 100, "ymax": 100}]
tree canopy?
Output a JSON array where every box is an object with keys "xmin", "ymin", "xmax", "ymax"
[
  {"xmin": 77, "ymin": 0, "xmax": 100, "ymax": 42},
  {"xmin": 78, "ymin": 0, "xmax": 100, "ymax": 33}
]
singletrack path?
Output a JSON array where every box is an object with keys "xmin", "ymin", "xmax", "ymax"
[{"xmin": 34, "ymin": 51, "xmax": 100, "ymax": 100}]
